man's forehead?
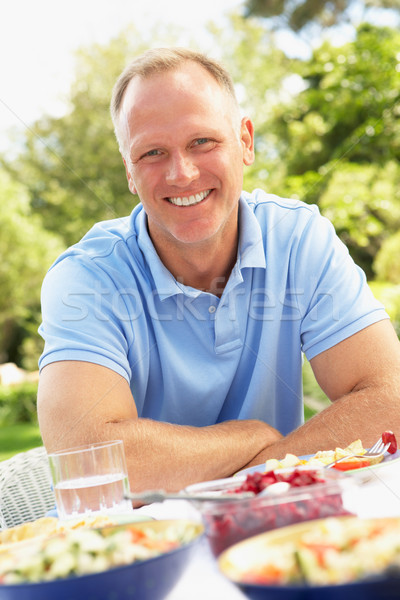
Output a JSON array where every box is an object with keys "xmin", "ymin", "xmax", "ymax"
[
  {"xmin": 121, "ymin": 62, "xmax": 222, "ymax": 112},
  {"xmin": 117, "ymin": 62, "xmax": 239, "ymax": 155}
]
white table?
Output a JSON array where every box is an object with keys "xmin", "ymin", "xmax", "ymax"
[{"xmin": 135, "ymin": 459, "xmax": 400, "ymax": 599}]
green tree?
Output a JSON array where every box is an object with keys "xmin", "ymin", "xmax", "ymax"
[
  {"xmin": 319, "ymin": 162, "xmax": 400, "ymax": 275},
  {"xmin": 374, "ymin": 231, "xmax": 400, "ymax": 283},
  {"xmin": 0, "ymin": 172, "xmax": 63, "ymax": 367},
  {"xmin": 245, "ymin": 0, "xmax": 400, "ymax": 33},
  {"xmin": 271, "ymin": 25, "xmax": 400, "ymax": 172},
  {"xmin": 210, "ymin": 14, "xmax": 293, "ymax": 193},
  {"xmin": 261, "ymin": 24, "xmax": 400, "ymax": 276}
]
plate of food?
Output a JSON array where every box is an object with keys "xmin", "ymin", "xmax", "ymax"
[
  {"xmin": 0, "ymin": 518, "xmax": 203, "ymax": 600},
  {"xmin": 218, "ymin": 515, "xmax": 400, "ymax": 599},
  {"xmin": 238, "ymin": 431, "xmax": 399, "ymax": 477}
]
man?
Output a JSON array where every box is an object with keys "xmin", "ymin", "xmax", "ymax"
[{"xmin": 37, "ymin": 48, "xmax": 400, "ymax": 492}]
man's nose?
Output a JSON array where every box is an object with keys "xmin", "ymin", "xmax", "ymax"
[{"xmin": 165, "ymin": 152, "xmax": 200, "ymax": 186}]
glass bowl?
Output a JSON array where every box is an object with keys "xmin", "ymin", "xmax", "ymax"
[{"xmin": 185, "ymin": 467, "xmax": 356, "ymax": 556}]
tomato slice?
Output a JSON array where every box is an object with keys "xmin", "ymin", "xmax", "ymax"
[
  {"xmin": 382, "ymin": 430, "xmax": 397, "ymax": 454},
  {"xmin": 243, "ymin": 565, "xmax": 284, "ymax": 585},
  {"xmin": 333, "ymin": 459, "xmax": 370, "ymax": 471}
]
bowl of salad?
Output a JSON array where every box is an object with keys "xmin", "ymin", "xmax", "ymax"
[
  {"xmin": 0, "ymin": 519, "xmax": 203, "ymax": 600},
  {"xmin": 185, "ymin": 467, "xmax": 355, "ymax": 556},
  {"xmin": 218, "ymin": 515, "xmax": 400, "ymax": 599}
]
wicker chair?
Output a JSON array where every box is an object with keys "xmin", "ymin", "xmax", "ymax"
[{"xmin": 0, "ymin": 446, "xmax": 55, "ymax": 530}]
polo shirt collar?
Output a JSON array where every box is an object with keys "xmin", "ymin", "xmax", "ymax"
[
  {"xmin": 237, "ymin": 195, "xmax": 266, "ymax": 270},
  {"xmin": 135, "ymin": 194, "xmax": 266, "ymax": 301}
]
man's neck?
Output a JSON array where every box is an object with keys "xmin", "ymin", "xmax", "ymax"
[{"xmin": 152, "ymin": 233, "xmax": 238, "ymax": 298}]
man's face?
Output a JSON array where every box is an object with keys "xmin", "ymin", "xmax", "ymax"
[{"xmin": 119, "ymin": 62, "xmax": 254, "ymax": 251}]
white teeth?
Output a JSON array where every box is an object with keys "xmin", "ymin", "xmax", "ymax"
[{"xmin": 168, "ymin": 190, "xmax": 211, "ymax": 206}]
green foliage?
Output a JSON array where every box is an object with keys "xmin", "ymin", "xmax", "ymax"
[
  {"xmin": 302, "ymin": 359, "xmax": 330, "ymax": 404},
  {"xmin": 221, "ymin": 20, "xmax": 400, "ymax": 285},
  {"xmin": 369, "ymin": 281, "xmax": 400, "ymax": 335},
  {"xmin": 303, "ymin": 357, "xmax": 330, "ymax": 419},
  {"xmin": 261, "ymin": 24, "xmax": 400, "ymax": 277},
  {"xmin": 319, "ymin": 161, "xmax": 400, "ymax": 274},
  {"xmin": 245, "ymin": 0, "xmax": 400, "ymax": 32},
  {"xmin": 0, "ymin": 382, "xmax": 38, "ymax": 426},
  {"xmin": 211, "ymin": 14, "xmax": 291, "ymax": 126},
  {"xmin": 271, "ymin": 25, "xmax": 400, "ymax": 172},
  {"xmin": 373, "ymin": 232, "xmax": 400, "ymax": 284},
  {"xmin": 211, "ymin": 14, "xmax": 305, "ymax": 195},
  {"xmin": 246, "ymin": 0, "xmax": 350, "ymax": 31},
  {"xmin": 0, "ymin": 172, "xmax": 64, "ymax": 366}
]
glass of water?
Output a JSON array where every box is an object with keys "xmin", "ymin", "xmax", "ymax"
[{"xmin": 48, "ymin": 440, "xmax": 133, "ymax": 520}]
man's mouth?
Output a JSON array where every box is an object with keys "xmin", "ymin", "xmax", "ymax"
[{"xmin": 167, "ymin": 189, "xmax": 211, "ymax": 207}]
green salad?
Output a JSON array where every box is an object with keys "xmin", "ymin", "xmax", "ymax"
[
  {"xmin": 0, "ymin": 521, "xmax": 200, "ymax": 585},
  {"xmin": 240, "ymin": 517, "xmax": 400, "ymax": 586}
]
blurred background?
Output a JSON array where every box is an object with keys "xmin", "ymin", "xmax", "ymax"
[{"xmin": 1, "ymin": 0, "xmax": 400, "ymax": 457}]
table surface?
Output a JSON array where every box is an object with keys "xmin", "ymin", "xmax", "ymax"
[{"xmin": 133, "ymin": 459, "xmax": 400, "ymax": 600}]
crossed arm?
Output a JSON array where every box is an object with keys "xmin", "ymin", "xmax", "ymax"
[
  {"xmin": 37, "ymin": 319, "xmax": 400, "ymax": 492},
  {"xmin": 37, "ymin": 361, "xmax": 282, "ymax": 492}
]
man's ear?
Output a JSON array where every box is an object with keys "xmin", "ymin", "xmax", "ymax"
[
  {"xmin": 240, "ymin": 117, "xmax": 255, "ymax": 166},
  {"xmin": 123, "ymin": 158, "xmax": 137, "ymax": 195}
]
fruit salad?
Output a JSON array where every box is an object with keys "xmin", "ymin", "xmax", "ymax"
[{"xmin": 200, "ymin": 469, "xmax": 352, "ymax": 556}]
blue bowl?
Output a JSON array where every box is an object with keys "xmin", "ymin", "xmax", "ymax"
[
  {"xmin": 232, "ymin": 576, "xmax": 400, "ymax": 600},
  {"xmin": 0, "ymin": 519, "xmax": 204, "ymax": 600},
  {"xmin": 218, "ymin": 516, "xmax": 400, "ymax": 600}
]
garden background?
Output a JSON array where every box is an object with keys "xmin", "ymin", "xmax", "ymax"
[{"xmin": 1, "ymin": 0, "xmax": 400, "ymax": 460}]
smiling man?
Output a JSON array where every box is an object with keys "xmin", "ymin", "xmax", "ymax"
[
  {"xmin": 119, "ymin": 58, "xmax": 254, "ymax": 295},
  {"xmin": 37, "ymin": 48, "xmax": 400, "ymax": 492}
]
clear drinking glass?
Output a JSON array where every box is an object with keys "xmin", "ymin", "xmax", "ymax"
[{"xmin": 48, "ymin": 440, "xmax": 133, "ymax": 520}]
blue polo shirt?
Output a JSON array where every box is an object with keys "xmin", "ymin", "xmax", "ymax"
[{"xmin": 38, "ymin": 190, "xmax": 387, "ymax": 435}]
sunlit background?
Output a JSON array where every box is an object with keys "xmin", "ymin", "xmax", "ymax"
[
  {"xmin": 4, "ymin": 0, "xmax": 396, "ymax": 150},
  {"xmin": 1, "ymin": 0, "xmax": 245, "ymax": 150}
]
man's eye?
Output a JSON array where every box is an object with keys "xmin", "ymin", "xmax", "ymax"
[
  {"xmin": 138, "ymin": 149, "xmax": 162, "ymax": 160},
  {"xmin": 144, "ymin": 149, "xmax": 161, "ymax": 157},
  {"xmin": 194, "ymin": 138, "xmax": 210, "ymax": 146}
]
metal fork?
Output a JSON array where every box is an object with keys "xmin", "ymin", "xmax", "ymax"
[{"xmin": 325, "ymin": 439, "xmax": 391, "ymax": 468}]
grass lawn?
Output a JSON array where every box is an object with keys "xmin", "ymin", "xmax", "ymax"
[{"xmin": 0, "ymin": 423, "xmax": 43, "ymax": 462}]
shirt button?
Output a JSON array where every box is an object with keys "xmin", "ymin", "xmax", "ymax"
[{"xmin": 208, "ymin": 305, "xmax": 216, "ymax": 314}]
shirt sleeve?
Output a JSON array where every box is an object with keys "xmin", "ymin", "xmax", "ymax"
[
  {"xmin": 38, "ymin": 256, "xmax": 134, "ymax": 382},
  {"xmin": 296, "ymin": 208, "xmax": 389, "ymax": 360}
]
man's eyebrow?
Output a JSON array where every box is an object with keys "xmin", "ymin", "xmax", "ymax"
[
  {"xmin": 128, "ymin": 137, "xmax": 158, "ymax": 156},
  {"xmin": 130, "ymin": 130, "xmax": 220, "ymax": 153}
]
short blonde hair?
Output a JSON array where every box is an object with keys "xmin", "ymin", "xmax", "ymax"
[{"xmin": 110, "ymin": 47, "xmax": 239, "ymax": 151}]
